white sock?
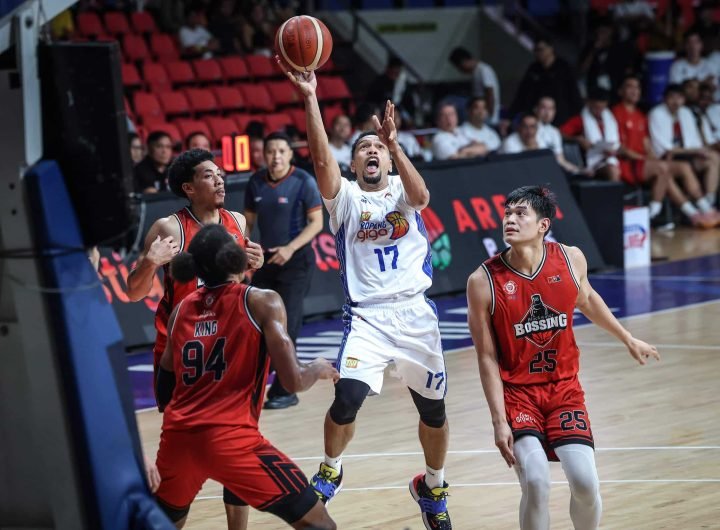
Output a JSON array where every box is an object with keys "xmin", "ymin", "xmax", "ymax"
[
  {"xmin": 706, "ymin": 192, "xmax": 717, "ymax": 207},
  {"xmin": 649, "ymin": 201, "xmax": 662, "ymax": 218},
  {"xmin": 696, "ymin": 196, "xmax": 713, "ymax": 213},
  {"xmin": 324, "ymin": 454, "xmax": 342, "ymax": 472},
  {"xmin": 425, "ymin": 465, "xmax": 445, "ymax": 489},
  {"xmin": 681, "ymin": 201, "xmax": 700, "ymax": 217}
]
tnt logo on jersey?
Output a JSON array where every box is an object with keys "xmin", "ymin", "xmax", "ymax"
[{"xmin": 513, "ymin": 294, "xmax": 568, "ymax": 348}]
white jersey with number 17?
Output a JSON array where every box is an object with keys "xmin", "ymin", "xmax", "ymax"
[{"xmin": 322, "ymin": 175, "xmax": 433, "ymax": 305}]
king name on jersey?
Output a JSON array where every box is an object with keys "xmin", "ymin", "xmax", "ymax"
[
  {"xmin": 513, "ymin": 294, "xmax": 568, "ymax": 348},
  {"xmin": 194, "ymin": 320, "xmax": 218, "ymax": 337}
]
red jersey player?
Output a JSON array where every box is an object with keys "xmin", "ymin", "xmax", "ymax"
[
  {"xmin": 467, "ymin": 186, "xmax": 659, "ymax": 530},
  {"xmin": 154, "ymin": 223, "xmax": 339, "ymax": 529},
  {"xmin": 126, "ymin": 149, "xmax": 264, "ymax": 528}
]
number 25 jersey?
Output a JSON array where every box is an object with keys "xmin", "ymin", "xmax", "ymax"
[
  {"xmin": 482, "ymin": 242, "xmax": 581, "ymax": 385},
  {"xmin": 323, "ymin": 175, "xmax": 433, "ymax": 305}
]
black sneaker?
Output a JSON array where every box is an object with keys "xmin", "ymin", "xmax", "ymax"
[
  {"xmin": 263, "ymin": 393, "xmax": 299, "ymax": 409},
  {"xmin": 409, "ymin": 473, "xmax": 452, "ymax": 530},
  {"xmin": 310, "ymin": 463, "xmax": 343, "ymax": 504}
]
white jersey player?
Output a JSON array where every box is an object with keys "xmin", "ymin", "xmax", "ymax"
[{"xmin": 283, "ymin": 64, "xmax": 452, "ymax": 530}]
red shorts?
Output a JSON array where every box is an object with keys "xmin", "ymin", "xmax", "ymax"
[
  {"xmin": 504, "ymin": 376, "xmax": 594, "ymax": 461},
  {"xmin": 155, "ymin": 426, "xmax": 317, "ymax": 524},
  {"xmin": 619, "ymin": 159, "xmax": 646, "ymax": 185}
]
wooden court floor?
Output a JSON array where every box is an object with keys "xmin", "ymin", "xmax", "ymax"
[{"xmin": 137, "ymin": 297, "xmax": 720, "ymax": 529}]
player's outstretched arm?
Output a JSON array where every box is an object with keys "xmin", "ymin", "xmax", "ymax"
[
  {"xmin": 467, "ymin": 269, "xmax": 516, "ymax": 467},
  {"xmin": 566, "ymin": 245, "xmax": 660, "ymax": 365},
  {"xmin": 373, "ymin": 100, "xmax": 429, "ymax": 209},
  {"xmin": 156, "ymin": 304, "xmax": 180, "ymax": 411},
  {"xmin": 248, "ymin": 288, "xmax": 339, "ymax": 392},
  {"xmin": 127, "ymin": 217, "xmax": 180, "ymax": 301},
  {"xmin": 279, "ymin": 60, "xmax": 341, "ymax": 200}
]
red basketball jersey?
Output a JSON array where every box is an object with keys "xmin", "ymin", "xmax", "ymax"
[
  {"xmin": 482, "ymin": 242, "xmax": 581, "ymax": 385},
  {"xmin": 162, "ymin": 282, "xmax": 267, "ymax": 430},
  {"xmin": 153, "ymin": 207, "xmax": 245, "ymax": 365}
]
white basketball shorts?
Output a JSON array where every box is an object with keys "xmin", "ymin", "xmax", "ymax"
[{"xmin": 336, "ymin": 294, "xmax": 446, "ymax": 400}]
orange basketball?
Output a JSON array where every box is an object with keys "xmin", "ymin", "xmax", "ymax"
[{"xmin": 275, "ymin": 15, "xmax": 333, "ymax": 73}]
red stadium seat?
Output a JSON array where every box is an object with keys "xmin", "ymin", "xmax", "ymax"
[
  {"xmin": 130, "ymin": 11, "xmax": 158, "ymax": 34},
  {"xmin": 322, "ymin": 104, "xmax": 345, "ymax": 129},
  {"xmin": 184, "ymin": 88, "xmax": 218, "ymax": 115},
  {"xmin": 103, "ymin": 12, "xmax": 131, "ymax": 36},
  {"xmin": 265, "ymin": 81, "xmax": 301, "ymax": 108},
  {"xmin": 287, "ymin": 108, "xmax": 307, "ymax": 134},
  {"xmin": 204, "ymin": 117, "xmax": 241, "ymax": 145},
  {"xmin": 142, "ymin": 62, "xmax": 172, "ymax": 92},
  {"xmin": 245, "ymin": 54, "xmax": 276, "ymax": 79},
  {"xmin": 123, "ymin": 34, "xmax": 151, "ymax": 62},
  {"xmin": 165, "ymin": 60, "xmax": 195, "ymax": 86},
  {"xmin": 121, "ymin": 63, "xmax": 142, "ymax": 89},
  {"xmin": 228, "ymin": 113, "xmax": 254, "ymax": 135},
  {"xmin": 236, "ymin": 84, "xmax": 274, "ymax": 112},
  {"xmin": 144, "ymin": 120, "xmax": 182, "ymax": 146},
  {"xmin": 317, "ymin": 76, "xmax": 352, "ymax": 102},
  {"xmin": 192, "ymin": 59, "xmax": 223, "ymax": 84},
  {"xmin": 133, "ymin": 91, "xmax": 164, "ymax": 124},
  {"xmin": 150, "ymin": 34, "xmax": 180, "ymax": 61},
  {"xmin": 211, "ymin": 86, "xmax": 245, "ymax": 112},
  {"xmin": 263, "ymin": 112, "xmax": 294, "ymax": 133},
  {"xmin": 174, "ymin": 119, "xmax": 212, "ymax": 142},
  {"xmin": 158, "ymin": 91, "xmax": 191, "ymax": 117},
  {"xmin": 76, "ymin": 13, "xmax": 104, "ymax": 39},
  {"xmin": 217, "ymin": 57, "xmax": 250, "ymax": 82}
]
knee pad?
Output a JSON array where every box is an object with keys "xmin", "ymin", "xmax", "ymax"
[
  {"xmin": 223, "ymin": 486, "xmax": 248, "ymax": 506},
  {"xmin": 328, "ymin": 379, "xmax": 370, "ymax": 425},
  {"xmin": 410, "ymin": 389, "xmax": 446, "ymax": 428},
  {"xmin": 156, "ymin": 497, "xmax": 190, "ymax": 523}
]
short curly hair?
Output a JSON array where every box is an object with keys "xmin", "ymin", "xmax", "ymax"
[{"xmin": 167, "ymin": 148, "xmax": 214, "ymax": 199}]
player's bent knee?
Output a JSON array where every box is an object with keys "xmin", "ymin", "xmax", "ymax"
[
  {"xmin": 155, "ymin": 497, "xmax": 190, "ymax": 523},
  {"xmin": 328, "ymin": 379, "xmax": 370, "ymax": 425},
  {"xmin": 409, "ymin": 389, "xmax": 446, "ymax": 428}
]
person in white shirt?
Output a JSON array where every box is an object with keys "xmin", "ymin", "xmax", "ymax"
[
  {"xmin": 534, "ymin": 96, "xmax": 586, "ymax": 175},
  {"xmin": 459, "ymin": 97, "xmax": 501, "ymax": 153},
  {"xmin": 649, "ymin": 84, "xmax": 720, "ymax": 209},
  {"xmin": 431, "ymin": 102, "xmax": 488, "ymax": 160},
  {"xmin": 698, "ymin": 83, "xmax": 720, "ymax": 144},
  {"xmin": 328, "ymin": 114, "xmax": 352, "ymax": 169},
  {"xmin": 502, "ymin": 114, "xmax": 546, "ymax": 153},
  {"xmin": 669, "ymin": 30, "xmax": 717, "ymax": 94},
  {"xmin": 178, "ymin": 4, "xmax": 219, "ymax": 59},
  {"xmin": 449, "ymin": 47, "xmax": 501, "ymax": 124},
  {"xmin": 394, "ymin": 109, "xmax": 423, "ymax": 160}
]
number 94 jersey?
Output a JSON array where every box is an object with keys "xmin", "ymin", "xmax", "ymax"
[
  {"xmin": 323, "ymin": 175, "xmax": 433, "ymax": 305},
  {"xmin": 482, "ymin": 242, "xmax": 581, "ymax": 385}
]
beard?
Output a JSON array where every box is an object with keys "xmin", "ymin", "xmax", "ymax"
[{"xmin": 361, "ymin": 172, "xmax": 382, "ymax": 185}]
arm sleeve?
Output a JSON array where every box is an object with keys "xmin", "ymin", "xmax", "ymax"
[
  {"xmin": 321, "ymin": 177, "xmax": 350, "ymax": 234},
  {"xmin": 648, "ymin": 108, "xmax": 672, "ymax": 156},
  {"xmin": 669, "ymin": 61, "xmax": 683, "ymax": 84},
  {"xmin": 244, "ymin": 178, "xmax": 256, "ymax": 212}
]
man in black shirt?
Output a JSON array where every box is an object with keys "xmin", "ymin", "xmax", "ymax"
[{"xmin": 134, "ymin": 131, "xmax": 173, "ymax": 194}]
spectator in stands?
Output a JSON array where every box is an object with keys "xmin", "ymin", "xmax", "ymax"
[
  {"xmin": 449, "ymin": 47, "xmax": 501, "ymax": 125},
  {"xmin": 394, "ymin": 107, "xmax": 424, "ymax": 161},
  {"xmin": 432, "ymin": 101, "xmax": 488, "ymax": 160},
  {"xmin": 560, "ymin": 88, "xmax": 621, "ymax": 181},
  {"xmin": 179, "ymin": 3, "xmax": 220, "ymax": 59},
  {"xmin": 614, "ymin": 75, "xmax": 720, "ymax": 228},
  {"xmin": 458, "ymin": 97, "xmax": 501, "ymax": 153},
  {"xmin": 534, "ymin": 96, "xmax": 586, "ymax": 175},
  {"xmin": 185, "ymin": 131, "xmax": 211, "ymax": 151},
  {"xmin": 502, "ymin": 113, "xmax": 548, "ymax": 153},
  {"xmin": 510, "ymin": 38, "xmax": 583, "ymax": 126},
  {"xmin": 578, "ymin": 20, "xmax": 639, "ymax": 97},
  {"xmin": 134, "ymin": 131, "xmax": 173, "ymax": 194},
  {"xmin": 249, "ymin": 136, "xmax": 266, "ymax": 173},
  {"xmin": 649, "ymin": 84, "xmax": 720, "ymax": 210},
  {"xmin": 697, "ymin": 83, "xmax": 720, "ymax": 145},
  {"xmin": 669, "ymin": 29, "xmax": 717, "ymax": 91},
  {"xmin": 239, "ymin": 2, "xmax": 274, "ymax": 56},
  {"xmin": 328, "ymin": 114, "xmax": 352, "ymax": 169},
  {"xmin": 129, "ymin": 133, "xmax": 144, "ymax": 165},
  {"xmin": 366, "ymin": 56, "xmax": 419, "ymax": 125},
  {"xmin": 209, "ymin": 0, "xmax": 243, "ymax": 56}
]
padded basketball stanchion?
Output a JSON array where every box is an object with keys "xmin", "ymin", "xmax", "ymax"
[{"xmin": 24, "ymin": 161, "xmax": 173, "ymax": 530}]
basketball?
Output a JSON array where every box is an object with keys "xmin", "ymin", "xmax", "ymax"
[
  {"xmin": 385, "ymin": 211, "xmax": 410, "ymax": 240},
  {"xmin": 275, "ymin": 15, "xmax": 333, "ymax": 73}
]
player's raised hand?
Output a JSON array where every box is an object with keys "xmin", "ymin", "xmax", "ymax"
[
  {"xmin": 310, "ymin": 357, "xmax": 340, "ymax": 382},
  {"xmin": 244, "ymin": 238, "xmax": 264, "ymax": 269},
  {"xmin": 147, "ymin": 235, "xmax": 179, "ymax": 266},
  {"xmin": 494, "ymin": 422, "xmax": 516, "ymax": 468},
  {"xmin": 372, "ymin": 100, "xmax": 398, "ymax": 147},
  {"xmin": 625, "ymin": 336, "xmax": 660, "ymax": 365},
  {"xmin": 276, "ymin": 55, "xmax": 317, "ymax": 97}
]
